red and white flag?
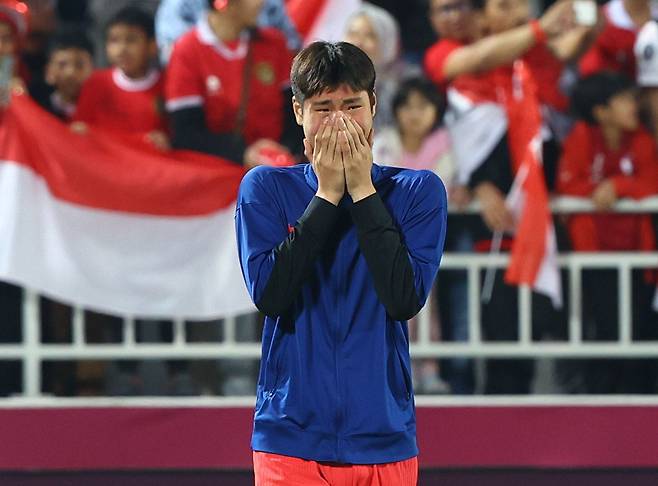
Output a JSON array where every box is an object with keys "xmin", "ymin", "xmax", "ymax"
[
  {"xmin": 0, "ymin": 94, "xmax": 255, "ymax": 319},
  {"xmin": 504, "ymin": 61, "xmax": 562, "ymax": 307},
  {"xmin": 287, "ymin": 0, "xmax": 362, "ymax": 45}
]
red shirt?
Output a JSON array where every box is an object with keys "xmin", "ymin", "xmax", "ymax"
[
  {"xmin": 165, "ymin": 17, "xmax": 293, "ymax": 144},
  {"xmin": 558, "ymin": 122, "xmax": 658, "ymax": 251},
  {"xmin": 579, "ymin": 0, "xmax": 638, "ymax": 78},
  {"xmin": 424, "ymin": 39, "xmax": 500, "ymax": 104},
  {"xmin": 524, "ymin": 44, "xmax": 569, "ymax": 112},
  {"xmin": 74, "ymin": 68, "xmax": 167, "ymax": 136}
]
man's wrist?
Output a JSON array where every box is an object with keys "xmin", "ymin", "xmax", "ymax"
[
  {"xmin": 316, "ymin": 189, "xmax": 342, "ymax": 206},
  {"xmin": 349, "ymin": 183, "xmax": 376, "ymax": 203},
  {"xmin": 531, "ymin": 19, "xmax": 548, "ymax": 44}
]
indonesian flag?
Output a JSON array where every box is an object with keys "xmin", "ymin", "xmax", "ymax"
[
  {"xmin": 0, "ymin": 94, "xmax": 255, "ymax": 319},
  {"xmin": 504, "ymin": 61, "xmax": 562, "ymax": 307},
  {"xmin": 286, "ymin": 0, "xmax": 362, "ymax": 45}
]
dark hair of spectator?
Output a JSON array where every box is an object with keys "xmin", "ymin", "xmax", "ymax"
[
  {"xmin": 571, "ymin": 72, "xmax": 635, "ymax": 125},
  {"xmin": 106, "ymin": 6, "xmax": 155, "ymax": 39},
  {"xmin": 291, "ymin": 41, "xmax": 376, "ymax": 106},
  {"xmin": 48, "ymin": 28, "xmax": 95, "ymax": 59},
  {"xmin": 392, "ymin": 76, "xmax": 445, "ymax": 130}
]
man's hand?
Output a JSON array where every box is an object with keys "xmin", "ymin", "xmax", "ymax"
[
  {"xmin": 309, "ymin": 114, "xmax": 345, "ymax": 206},
  {"xmin": 474, "ymin": 182, "xmax": 515, "ymax": 233},
  {"xmin": 592, "ymin": 179, "xmax": 617, "ymax": 210},
  {"xmin": 539, "ymin": 0, "xmax": 576, "ymax": 38},
  {"xmin": 340, "ymin": 114, "xmax": 375, "ymax": 202},
  {"xmin": 146, "ymin": 130, "xmax": 171, "ymax": 151},
  {"xmin": 70, "ymin": 121, "xmax": 89, "ymax": 135},
  {"xmin": 244, "ymin": 139, "xmax": 291, "ymax": 169}
]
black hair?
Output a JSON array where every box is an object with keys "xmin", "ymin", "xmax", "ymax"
[
  {"xmin": 392, "ymin": 76, "xmax": 445, "ymax": 129},
  {"xmin": 571, "ymin": 72, "xmax": 635, "ymax": 124},
  {"xmin": 48, "ymin": 28, "xmax": 95, "ymax": 59},
  {"xmin": 291, "ymin": 41, "xmax": 376, "ymax": 106},
  {"xmin": 106, "ymin": 6, "xmax": 155, "ymax": 39}
]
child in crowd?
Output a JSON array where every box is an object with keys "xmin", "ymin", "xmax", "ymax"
[
  {"xmin": 72, "ymin": 6, "xmax": 169, "ymax": 150},
  {"xmin": 31, "ymin": 29, "xmax": 94, "ymax": 120},
  {"xmin": 373, "ymin": 76, "xmax": 455, "ymax": 190},
  {"xmin": 558, "ymin": 72, "xmax": 658, "ymax": 393}
]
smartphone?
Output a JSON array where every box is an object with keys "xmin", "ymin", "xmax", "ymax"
[{"xmin": 573, "ymin": 0, "xmax": 597, "ymax": 26}]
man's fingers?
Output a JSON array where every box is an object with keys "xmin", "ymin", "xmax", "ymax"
[
  {"xmin": 338, "ymin": 116, "xmax": 357, "ymax": 160},
  {"xmin": 314, "ymin": 117, "xmax": 332, "ymax": 158},
  {"xmin": 326, "ymin": 122, "xmax": 339, "ymax": 164},
  {"xmin": 344, "ymin": 115, "xmax": 369, "ymax": 150}
]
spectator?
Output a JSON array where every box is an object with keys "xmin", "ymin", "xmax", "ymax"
[
  {"xmin": 155, "ymin": 0, "xmax": 301, "ymax": 65},
  {"xmin": 0, "ymin": 0, "xmax": 29, "ymax": 84},
  {"xmin": 373, "ymin": 76, "xmax": 454, "ymax": 186},
  {"xmin": 344, "ymin": 3, "xmax": 415, "ymax": 131},
  {"xmin": 580, "ymin": 0, "xmax": 651, "ymax": 79},
  {"xmin": 31, "ymin": 28, "xmax": 94, "ymax": 120},
  {"xmin": 165, "ymin": 0, "xmax": 297, "ymax": 166},
  {"xmin": 557, "ymin": 72, "xmax": 658, "ymax": 393},
  {"xmin": 72, "ymin": 6, "xmax": 169, "ymax": 151},
  {"xmin": 635, "ymin": 18, "xmax": 658, "ymax": 141},
  {"xmin": 426, "ymin": 0, "xmax": 578, "ymax": 394}
]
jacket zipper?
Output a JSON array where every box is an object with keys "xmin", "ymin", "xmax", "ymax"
[{"xmin": 334, "ymin": 238, "xmax": 344, "ymax": 461}]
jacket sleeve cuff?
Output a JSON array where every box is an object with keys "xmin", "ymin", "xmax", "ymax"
[
  {"xmin": 297, "ymin": 196, "xmax": 341, "ymax": 243},
  {"xmin": 350, "ymin": 192, "xmax": 393, "ymax": 232}
]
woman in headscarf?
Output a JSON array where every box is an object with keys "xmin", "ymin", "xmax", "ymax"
[{"xmin": 344, "ymin": 3, "xmax": 416, "ymax": 131}]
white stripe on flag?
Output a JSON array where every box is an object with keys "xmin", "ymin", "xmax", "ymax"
[{"xmin": 0, "ymin": 162, "xmax": 255, "ymax": 319}]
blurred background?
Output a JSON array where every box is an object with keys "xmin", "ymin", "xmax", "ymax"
[{"xmin": 1, "ymin": 0, "xmax": 658, "ymax": 483}]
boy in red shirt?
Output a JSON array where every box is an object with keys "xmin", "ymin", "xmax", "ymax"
[
  {"xmin": 558, "ymin": 72, "xmax": 658, "ymax": 393},
  {"xmin": 165, "ymin": 0, "xmax": 296, "ymax": 166},
  {"xmin": 73, "ymin": 6, "xmax": 169, "ymax": 150}
]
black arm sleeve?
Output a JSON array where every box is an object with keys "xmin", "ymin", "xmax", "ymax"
[
  {"xmin": 350, "ymin": 193, "xmax": 421, "ymax": 321},
  {"xmin": 170, "ymin": 106, "xmax": 246, "ymax": 164},
  {"xmin": 256, "ymin": 196, "xmax": 340, "ymax": 316}
]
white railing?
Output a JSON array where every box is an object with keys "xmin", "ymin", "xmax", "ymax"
[{"xmin": 2, "ymin": 196, "xmax": 658, "ymax": 398}]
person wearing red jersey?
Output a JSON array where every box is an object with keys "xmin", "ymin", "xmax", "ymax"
[
  {"xmin": 426, "ymin": 0, "xmax": 591, "ymax": 394},
  {"xmin": 72, "ymin": 6, "xmax": 169, "ymax": 151},
  {"xmin": 165, "ymin": 0, "xmax": 297, "ymax": 167},
  {"xmin": 580, "ymin": 0, "xmax": 654, "ymax": 79},
  {"xmin": 558, "ymin": 72, "xmax": 658, "ymax": 393}
]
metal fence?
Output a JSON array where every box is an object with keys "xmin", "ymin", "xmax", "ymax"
[{"xmin": 2, "ymin": 196, "xmax": 658, "ymax": 399}]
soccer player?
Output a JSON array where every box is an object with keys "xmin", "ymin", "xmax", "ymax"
[
  {"xmin": 72, "ymin": 6, "xmax": 169, "ymax": 150},
  {"xmin": 236, "ymin": 42, "xmax": 447, "ymax": 485}
]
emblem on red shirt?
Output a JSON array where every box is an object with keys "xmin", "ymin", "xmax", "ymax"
[
  {"xmin": 255, "ymin": 62, "xmax": 275, "ymax": 86},
  {"xmin": 206, "ymin": 75, "xmax": 221, "ymax": 94}
]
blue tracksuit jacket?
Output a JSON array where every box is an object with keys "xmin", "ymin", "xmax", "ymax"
[{"xmin": 235, "ymin": 163, "xmax": 446, "ymax": 464}]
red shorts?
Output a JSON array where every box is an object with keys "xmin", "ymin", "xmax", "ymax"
[{"xmin": 253, "ymin": 451, "xmax": 418, "ymax": 486}]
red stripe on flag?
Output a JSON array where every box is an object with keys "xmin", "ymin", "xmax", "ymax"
[{"xmin": 0, "ymin": 95, "xmax": 245, "ymax": 216}]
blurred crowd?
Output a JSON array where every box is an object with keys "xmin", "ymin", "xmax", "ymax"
[{"xmin": 2, "ymin": 0, "xmax": 658, "ymax": 397}]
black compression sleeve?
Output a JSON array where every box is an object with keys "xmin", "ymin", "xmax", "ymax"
[
  {"xmin": 350, "ymin": 193, "xmax": 421, "ymax": 320},
  {"xmin": 170, "ymin": 107, "xmax": 246, "ymax": 164},
  {"xmin": 256, "ymin": 196, "xmax": 340, "ymax": 316}
]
